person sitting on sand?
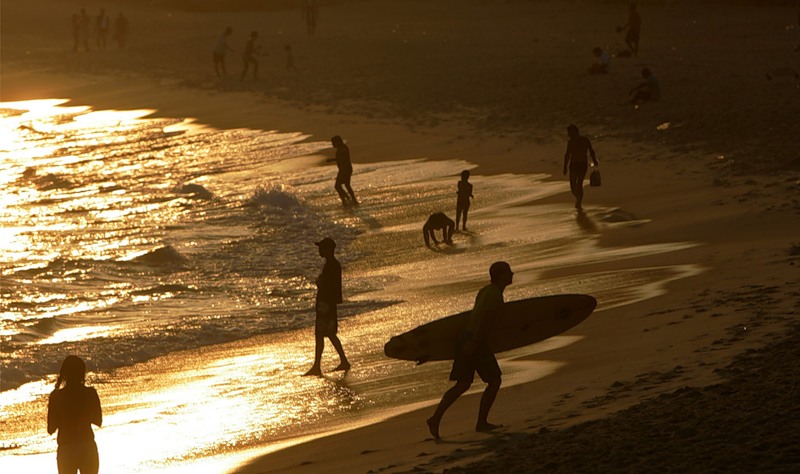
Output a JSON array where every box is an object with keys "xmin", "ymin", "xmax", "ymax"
[
  {"xmin": 48, "ymin": 355, "xmax": 103, "ymax": 474},
  {"xmin": 563, "ymin": 124, "xmax": 599, "ymax": 211},
  {"xmin": 588, "ymin": 46, "xmax": 610, "ymax": 74},
  {"xmin": 427, "ymin": 261, "xmax": 513, "ymax": 439},
  {"xmin": 328, "ymin": 135, "xmax": 358, "ymax": 206},
  {"xmin": 617, "ymin": 3, "xmax": 641, "ymax": 57},
  {"xmin": 304, "ymin": 238, "xmax": 351, "ymax": 376},
  {"xmin": 424, "ymin": 212, "xmax": 455, "ymax": 247},
  {"xmin": 456, "ymin": 170, "xmax": 474, "ymax": 231},
  {"xmin": 628, "ymin": 67, "xmax": 660, "ymax": 104}
]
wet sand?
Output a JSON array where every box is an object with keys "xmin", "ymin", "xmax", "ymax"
[{"xmin": 2, "ymin": 0, "xmax": 799, "ymax": 473}]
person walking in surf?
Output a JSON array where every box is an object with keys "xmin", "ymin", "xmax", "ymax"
[
  {"xmin": 562, "ymin": 124, "xmax": 599, "ymax": 211},
  {"xmin": 329, "ymin": 135, "xmax": 358, "ymax": 206}
]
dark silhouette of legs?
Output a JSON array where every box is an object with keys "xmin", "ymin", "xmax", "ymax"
[
  {"xmin": 569, "ymin": 168, "xmax": 587, "ymax": 209},
  {"xmin": 305, "ymin": 334, "xmax": 349, "ymax": 375},
  {"xmin": 427, "ymin": 379, "xmax": 472, "ymax": 439},
  {"xmin": 328, "ymin": 334, "xmax": 350, "ymax": 370},
  {"xmin": 476, "ymin": 377, "xmax": 502, "ymax": 431}
]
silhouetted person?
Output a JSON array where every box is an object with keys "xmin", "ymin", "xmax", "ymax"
[
  {"xmin": 213, "ymin": 27, "xmax": 234, "ymax": 76},
  {"xmin": 329, "ymin": 135, "xmax": 358, "ymax": 205},
  {"xmin": 427, "ymin": 261, "xmax": 513, "ymax": 440},
  {"xmin": 628, "ymin": 67, "xmax": 660, "ymax": 104},
  {"xmin": 455, "ymin": 170, "xmax": 473, "ymax": 231},
  {"xmin": 285, "ymin": 44, "xmax": 296, "ymax": 71},
  {"xmin": 113, "ymin": 13, "xmax": 129, "ymax": 49},
  {"xmin": 424, "ymin": 212, "xmax": 455, "ymax": 246},
  {"xmin": 241, "ymin": 31, "xmax": 261, "ymax": 81},
  {"xmin": 78, "ymin": 9, "xmax": 91, "ymax": 51},
  {"xmin": 95, "ymin": 9, "xmax": 109, "ymax": 51},
  {"xmin": 304, "ymin": 238, "xmax": 351, "ymax": 376},
  {"xmin": 588, "ymin": 46, "xmax": 610, "ymax": 74},
  {"xmin": 302, "ymin": 0, "xmax": 319, "ymax": 37},
  {"xmin": 563, "ymin": 124, "xmax": 599, "ymax": 211},
  {"xmin": 618, "ymin": 3, "xmax": 641, "ymax": 57},
  {"xmin": 48, "ymin": 355, "xmax": 102, "ymax": 474},
  {"xmin": 72, "ymin": 13, "xmax": 81, "ymax": 51}
]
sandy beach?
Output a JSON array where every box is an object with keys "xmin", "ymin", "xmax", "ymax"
[{"xmin": 2, "ymin": 0, "xmax": 799, "ymax": 473}]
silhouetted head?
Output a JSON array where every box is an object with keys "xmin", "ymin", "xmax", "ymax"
[
  {"xmin": 489, "ymin": 261, "xmax": 514, "ymax": 286},
  {"xmin": 592, "ymin": 47, "xmax": 602, "ymax": 56},
  {"xmin": 630, "ymin": 3, "xmax": 637, "ymax": 11},
  {"xmin": 460, "ymin": 170, "xmax": 470, "ymax": 180},
  {"xmin": 59, "ymin": 355, "xmax": 86, "ymax": 386},
  {"xmin": 567, "ymin": 124, "xmax": 579, "ymax": 138},
  {"xmin": 641, "ymin": 68, "xmax": 652, "ymax": 78},
  {"xmin": 224, "ymin": 27, "xmax": 232, "ymax": 35},
  {"xmin": 250, "ymin": 31, "xmax": 258, "ymax": 39},
  {"xmin": 331, "ymin": 135, "xmax": 344, "ymax": 148},
  {"xmin": 285, "ymin": 44, "xmax": 291, "ymax": 51},
  {"xmin": 315, "ymin": 237, "xmax": 336, "ymax": 257}
]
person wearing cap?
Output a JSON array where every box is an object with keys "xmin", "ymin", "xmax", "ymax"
[
  {"xmin": 423, "ymin": 212, "xmax": 455, "ymax": 247},
  {"xmin": 304, "ymin": 237, "xmax": 350, "ymax": 376},
  {"xmin": 328, "ymin": 135, "xmax": 358, "ymax": 206},
  {"xmin": 426, "ymin": 261, "xmax": 513, "ymax": 439}
]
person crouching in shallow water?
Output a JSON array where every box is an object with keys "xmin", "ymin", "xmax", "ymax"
[
  {"xmin": 329, "ymin": 135, "xmax": 358, "ymax": 206},
  {"xmin": 48, "ymin": 355, "xmax": 103, "ymax": 474},
  {"xmin": 427, "ymin": 261, "xmax": 514, "ymax": 439},
  {"xmin": 455, "ymin": 170, "xmax": 473, "ymax": 231},
  {"xmin": 423, "ymin": 212, "xmax": 455, "ymax": 247},
  {"xmin": 563, "ymin": 124, "xmax": 599, "ymax": 211},
  {"xmin": 304, "ymin": 238, "xmax": 351, "ymax": 376}
]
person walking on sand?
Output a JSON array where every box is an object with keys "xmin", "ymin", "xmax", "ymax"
[
  {"xmin": 95, "ymin": 9, "xmax": 109, "ymax": 51},
  {"xmin": 113, "ymin": 12, "xmax": 129, "ymax": 49},
  {"xmin": 213, "ymin": 27, "xmax": 234, "ymax": 76},
  {"xmin": 241, "ymin": 31, "xmax": 262, "ymax": 81},
  {"xmin": 628, "ymin": 67, "xmax": 660, "ymax": 104},
  {"xmin": 304, "ymin": 238, "xmax": 351, "ymax": 376},
  {"xmin": 563, "ymin": 124, "xmax": 599, "ymax": 211},
  {"xmin": 455, "ymin": 170, "xmax": 474, "ymax": 231},
  {"xmin": 329, "ymin": 135, "xmax": 358, "ymax": 206},
  {"xmin": 302, "ymin": 0, "xmax": 319, "ymax": 37},
  {"xmin": 79, "ymin": 9, "xmax": 91, "ymax": 52},
  {"xmin": 617, "ymin": 3, "xmax": 641, "ymax": 57},
  {"xmin": 424, "ymin": 212, "xmax": 455, "ymax": 246},
  {"xmin": 427, "ymin": 261, "xmax": 513, "ymax": 440},
  {"xmin": 48, "ymin": 355, "xmax": 103, "ymax": 474}
]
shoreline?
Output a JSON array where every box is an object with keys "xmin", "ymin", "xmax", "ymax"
[{"xmin": 3, "ymin": 0, "xmax": 799, "ymax": 472}]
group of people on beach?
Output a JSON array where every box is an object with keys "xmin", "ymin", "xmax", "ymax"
[
  {"xmin": 212, "ymin": 26, "xmax": 297, "ymax": 80},
  {"xmin": 71, "ymin": 8, "xmax": 128, "ymax": 52}
]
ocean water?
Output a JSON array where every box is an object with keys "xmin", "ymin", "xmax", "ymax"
[{"xmin": 0, "ymin": 99, "xmax": 700, "ymax": 473}]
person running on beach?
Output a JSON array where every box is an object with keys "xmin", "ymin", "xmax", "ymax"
[
  {"xmin": 617, "ymin": 3, "xmax": 641, "ymax": 57},
  {"xmin": 241, "ymin": 31, "xmax": 262, "ymax": 81},
  {"xmin": 213, "ymin": 27, "xmax": 234, "ymax": 76},
  {"xmin": 455, "ymin": 170, "xmax": 474, "ymax": 231},
  {"xmin": 329, "ymin": 135, "xmax": 358, "ymax": 206},
  {"xmin": 304, "ymin": 238, "xmax": 351, "ymax": 376},
  {"xmin": 427, "ymin": 261, "xmax": 513, "ymax": 440},
  {"xmin": 563, "ymin": 124, "xmax": 599, "ymax": 211},
  {"xmin": 48, "ymin": 355, "xmax": 103, "ymax": 474},
  {"xmin": 628, "ymin": 67, "xmax": 660, "ymax": 104},
  {"xmin": 424, "ymin": 212, "xmax": 455, "ymax": 246}
]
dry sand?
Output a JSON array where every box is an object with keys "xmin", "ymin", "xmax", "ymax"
[{"xmin": 2, "ymin": 1, "xmax": 799, "ymax": 473}]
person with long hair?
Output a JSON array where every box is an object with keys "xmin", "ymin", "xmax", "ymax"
[{"xmin": 47, "ymin": 355, "xmax": 103, "ymax": 474}]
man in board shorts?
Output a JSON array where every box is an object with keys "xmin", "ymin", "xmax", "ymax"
[
  {"xmin": 426, "ymin": 261, "xmax": 514, "ymax": 439},
  {"xmin": 563, "ymin": 124, "xmax": 599, "ymax": 211}
]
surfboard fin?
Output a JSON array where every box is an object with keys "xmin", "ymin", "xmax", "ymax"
[{"xmin": 415, "ymin": 356, "xmax": 430, "ymax": 365}]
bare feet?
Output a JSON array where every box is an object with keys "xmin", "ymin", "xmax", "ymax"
[
  {"xmin": 333, "ymin": 361, "xmax": 351, "ymax": 371},
  {"xmin": 303, "ymin": 366, "xmax": 322, "ymax": 376},
  {"xmin": 476, "ymin": 422, "xmax": 503, "ymax": 433},
  {"xmin": 426, "ymin": 417, "xmax": 440, "ymax": 440}
]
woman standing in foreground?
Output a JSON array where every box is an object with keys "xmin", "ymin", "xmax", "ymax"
[{"xmin": 47, "ymin": 355, "xmax": 103, "ymax": 474}]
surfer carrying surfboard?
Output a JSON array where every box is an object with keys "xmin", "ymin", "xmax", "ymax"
[
  {"xmin": 303, "ymin": 238, "xmax": 351, "ymax": 376},
  {"xmin": 426, "ymin": 261, "xmax": 513, "ymax": 439}
]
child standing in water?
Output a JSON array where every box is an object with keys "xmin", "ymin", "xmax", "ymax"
[
  {"xmin": 456, "ymin": 170, "xmax": 473, "ymax": 231},
  {"xmin": 48, "ymin": 355, "xmax": 103, "ymax": 474}
]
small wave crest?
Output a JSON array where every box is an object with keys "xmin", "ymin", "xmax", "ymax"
[
  {"xmin": 245, "ymin": 185, "xmax": 302, "ymax": 210},
  {"xmin": 173, "ymin": 183, "xmax": 214, "ymax": 200},
  {"xmin": 129, "ymin": 245, "xmax": 189, "ymax": 267}
]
